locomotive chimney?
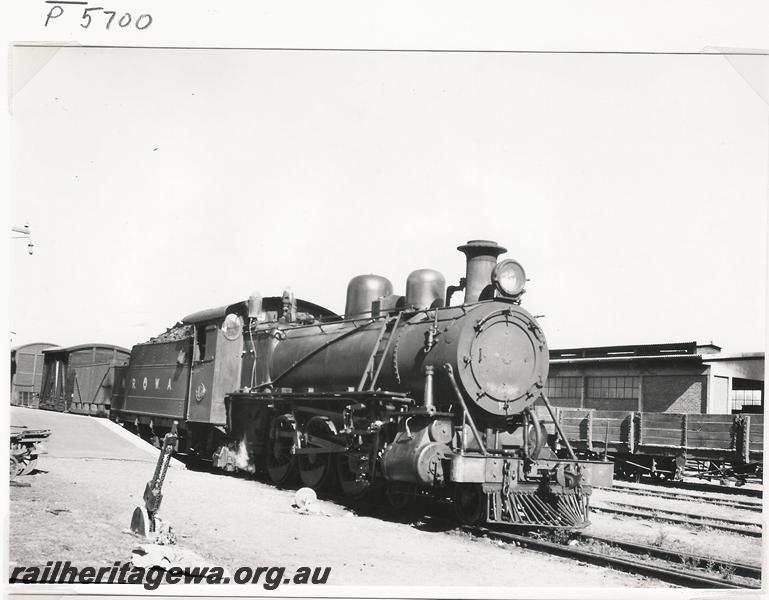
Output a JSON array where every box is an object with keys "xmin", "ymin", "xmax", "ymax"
[{"xmin": 457, "ymin": 240, "xmax": 507, "ymax": 304}]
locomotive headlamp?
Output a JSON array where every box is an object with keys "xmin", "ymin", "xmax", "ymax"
[
  {"xmin": 492, "ymin": 259, "xmax": 526, "ymax": 297},
  {"xmin": 222, "ymin": 313, "xmax": 243, "ymax": 341}
]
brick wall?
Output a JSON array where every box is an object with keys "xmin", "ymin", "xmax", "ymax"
[
  {"xmin": 643, "ymin": 375, "xmax": 706, "ymax": 412},
  {"xmin": 584, "ymin": 397, "xmax": 638, "ymax": 411},
  {"xmin": 547, "ymin": 396, "xmax": 581, "ymax": 408}
]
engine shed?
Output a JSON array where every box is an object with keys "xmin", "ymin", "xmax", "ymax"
[{"xmin": 544, "ymin": 341, "xmax": 764, "ymax": 415}]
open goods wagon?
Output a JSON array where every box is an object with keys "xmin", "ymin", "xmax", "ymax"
[{"xmin": 557, "ymin": 408, "xmax": 763, "ymax": 482}]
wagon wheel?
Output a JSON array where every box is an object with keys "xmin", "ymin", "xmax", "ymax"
[
  {"xmin": 674, "ymin": 455, "xmax": 687, "ymax": 480},
  {"xmin": 337, "ymin": 452, "xmax": 371, "ymax": 499},
  {"xmin": 297, "ymin": 417, "xmax": 337, "ymax": 490},
  {"xmin": 20, "ymin": 457, "xmax": 38, "ymax": 476},
  {"xmin": 619, "ymin": 463, "xmax": 642, "ymax": 483},
  {"xmin": 453, "ymin": 483, "xmax": 486, "ymax": 525},
  {"xmin": 265, "ymin": 415, "xmax": 298, "ymax": 486}
]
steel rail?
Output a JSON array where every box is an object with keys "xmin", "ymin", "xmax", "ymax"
[
  {"xmin": 600, "ymin": 500, "xmax": 762, "ymax": 527},
  {"xmin": 592, "ymin": 504, "xmax": 762, "ymax": 537},
  {"xmin": 619, "ymin": 478, "xmax": 762, "ymax": 498},
  {"xmin": 580, "ymin": 533, "xmax": 761, "ymax": 580},
  {"xmin": 611, "ymin": 479, "xmax": 763, "ymax": 499},
  {"xmin": 466, "ymin": 527, "xmax": 760, "ymax": 589},
  {"xmin": 598, "ymin": 485, "xmax": 763, "ymax": 512},
  {"xmin": 181, "ymin": 454, "xmax": 761, "ymax": 588}
]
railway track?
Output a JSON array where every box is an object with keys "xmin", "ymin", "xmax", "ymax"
[
  {"xmin": 197, "ymin": 461, "xmax": 761, "ymax": 588},
  {"xmin": 592, "ymin": 501, "xmax": 762, "ymax": 537},
  {"xmin": 600, "ymin": 484, "xmax": 763, "ymax": 512},
  {"xmin": 581, "ymin": 533, "xmax": 761, "ymax": 580},
  {"xmin": 342, "ymin": 489, "xmax": 763, "ymax": 588},
  {"xmin": 466, "ymin": 527, "xmax": 761, "ymax": 589},
  {"xmin": 621, "ymin": 477, "xmax": 763, "ymax": 499}
]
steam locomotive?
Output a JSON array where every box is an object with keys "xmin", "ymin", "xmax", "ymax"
[{"xmin": 111, "ymin": 240, "xmax": 612, "ymax": 528}]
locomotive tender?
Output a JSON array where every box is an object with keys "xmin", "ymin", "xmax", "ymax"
[{"xmin": 111, "ymin": 240, "xmax": 613, "ymax": 528}]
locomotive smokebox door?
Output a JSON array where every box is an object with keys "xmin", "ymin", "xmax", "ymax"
[{"xmin": 455, "ymin": 304, "xmax": 549, "ymax": 420}]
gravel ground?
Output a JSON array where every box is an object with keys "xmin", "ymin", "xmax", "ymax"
[
  {"xmin": 613, "ymin": 479, "xmax": 763, "ymax": 502},
  {"xmin": 584, "ymin": 487, "xmax": 763, "ymax": 568},
  {"xmin": 9, "ymin": 408, "xmax": 759, "ymax": 591},
  {"xmin": 583, "ymin": 510, "xmax": 762, "ymax": 567},
  {"xmin": 10, "ymin": 456, "xmax": 649, "ymax": 588},
  {"xmin": 591, "ymin": 488, "xmax": 762, "ymax": 524}
]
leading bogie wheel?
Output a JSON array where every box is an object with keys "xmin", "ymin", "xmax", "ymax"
[
  {"xmin": 385, "ymin": 482, "xmax": 415, "ymax": 510},
  {"xmin": 337, "ymin": 453, "xmax": 371, "ymax": 499},
  {"xmin": 453, "ymin": 484, "xmax": 486, "ymax": 525}
]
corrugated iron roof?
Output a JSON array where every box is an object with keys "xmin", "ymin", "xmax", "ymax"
[
  {"xmin": 550, "ymin": 354, "xmax": 702, "ymax": 365},
  {"xmin": 550, "ymin": 341, "xmax": 699, "ymax": 360}
]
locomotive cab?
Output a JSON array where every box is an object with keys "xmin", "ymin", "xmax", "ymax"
[
  {"xmin": 111, "ymin": 297, "xmax": 339, "ymax": 456},
  {"xmin": 182, "ymin": 305, "xmax": 247, "ymax": 426}
]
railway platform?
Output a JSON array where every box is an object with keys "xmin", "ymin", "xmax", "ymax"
[{"xmin": 10, "ymin": 406, "xmax": 183, "ymax": 465}]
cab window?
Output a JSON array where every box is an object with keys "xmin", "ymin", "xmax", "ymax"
[{"xmin": 195, "ymin": 324, "xmax": 218, "ymax": 362}]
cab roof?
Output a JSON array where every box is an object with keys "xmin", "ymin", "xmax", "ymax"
[{"xmin": 182, "ymin": 297, "xmax": 339, "ymax": 324}]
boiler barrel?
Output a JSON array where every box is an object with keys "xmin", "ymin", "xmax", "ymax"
[
  {"xmin": 254, "ymin": 300, "xmax": 548, "ymax": 423},
  {"xmin": 267, "ymin": 321, "xmax": 385, "ymax": 390}
]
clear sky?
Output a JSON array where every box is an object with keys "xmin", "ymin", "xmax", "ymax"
[{"xmin": 9, "ymin": 47, "xmax": 768, "ymax": 352}]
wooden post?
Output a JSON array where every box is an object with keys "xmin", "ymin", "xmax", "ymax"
[
  {"xmin": 743, "ymin": 416, "xmax": 751, "ymax": 463},
  {"xmin": 681, "ymin": 414, "xmax": 688, "ymax": 450}
]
